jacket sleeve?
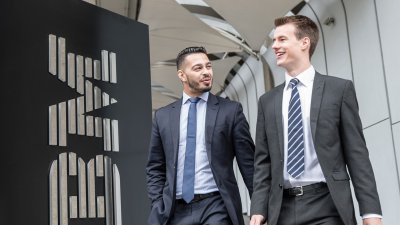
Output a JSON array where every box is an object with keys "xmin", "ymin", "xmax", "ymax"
[
  {"xmin": 232, "ymin": 102, "xmax": 255, "ymax": 196},
  {"xmin": 146, "ymin": 110, "xmax": 166, "ymax": 205},
  {"xmin": 340, "ymin": 80, "xmax": 382, "ymax": 215},
  {"xmin": 250, "ymin": 98, "xmax": 271, "ymax": 219}
]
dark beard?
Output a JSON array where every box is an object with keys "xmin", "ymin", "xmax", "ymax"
[{"xmin": 187, "ymin": 78, "xmax": 212, "ymax": 93}]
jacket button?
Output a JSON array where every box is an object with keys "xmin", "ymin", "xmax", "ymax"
[{"xmin": 279, "ymin": 184, "xmax": 283, "ymax": 188}]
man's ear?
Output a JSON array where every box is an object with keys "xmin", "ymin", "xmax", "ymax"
[
  {"xmin": 177, "ymin": 70, "xmax": 186, "ymax": 82},
  {"xmin": 301, "ymin": 37, "xmax": 310, "ymax": 51}
]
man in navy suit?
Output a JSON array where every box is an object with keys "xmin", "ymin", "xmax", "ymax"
[{"xmin": 146, "ymin": 46, "xmax": 255, "ymax": 225}]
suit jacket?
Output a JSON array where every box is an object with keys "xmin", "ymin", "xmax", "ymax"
[
  {"xmin": 251, "ymin": 73, "xmax": 382, "ymax": 225},
  {"xmin": 146, "ymin": 93, "xmax": 255, "ymax": 225}
]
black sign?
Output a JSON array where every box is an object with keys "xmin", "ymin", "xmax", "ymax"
[{"xmin": 1, "ymin": 0, "xmax": 151, "ymax": 224}]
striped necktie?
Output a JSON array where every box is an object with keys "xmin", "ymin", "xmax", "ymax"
[{"xmin": 287, "ymin": 78, "xmax": 305, "ymax": 178}]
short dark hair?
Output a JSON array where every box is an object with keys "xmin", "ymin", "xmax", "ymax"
[
  {"xmin": 176, "ymin": 46, "xmax": 207, "ymax": 70},
  {"xmin": 274, "ymin": 15, "xmax": 319, "ymax": 58}
]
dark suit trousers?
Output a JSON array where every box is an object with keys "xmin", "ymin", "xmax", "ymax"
[
  {"xmin": 277, "ymin": 184, "xmax": 344, "ymax": 225},
  {"xmin": 168, "ymin": 194, "xmax": 232, "ymax": 225}
]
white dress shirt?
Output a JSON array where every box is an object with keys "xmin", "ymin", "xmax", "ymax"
[
  {"xmin": 175, "ymin": 91, "xmax": 218, "ymax": 197},
  {"xmin": 282, "ymin": 66, "xmax": 326, "ymax": 188}
]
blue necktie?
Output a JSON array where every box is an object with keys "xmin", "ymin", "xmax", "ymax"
[
  {"xmin": 287, "ymin": 78, "xmax": 305, "ymax": 178},
  {"xmin": 182, "ymin": 97, "xmax": 200, "ymax": 203}
]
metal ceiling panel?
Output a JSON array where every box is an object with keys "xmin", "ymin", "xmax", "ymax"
[
  {"xmin": 151, "ymin": 90, "xmax": 178, "ymax": 110},
  {"xmin": 205, "ymin": 0, "xmax": 301, "ymax": 50},
  {"xmin": 151, "ymin": 66, "xmax": 182, "ymax": 98},
  {"xmin": 210, "ymin": 56, "xmax": 241, "ymax": 94},
  {"xmin": 138, "ymin": 0, "xmax": 241, "ymax": 63},
  {"xmin": 97, "ymin": 0, "xmax": 129, "ymax": 16},
  {"xmin": 149, "ymin": 31, "xmax": 241, "ymax": 63}
]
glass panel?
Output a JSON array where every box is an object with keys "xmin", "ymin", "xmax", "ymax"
[
  {"xmin": 87, "ymin": 159, "xmax": 96, "ymax": 218},
  {"xmin": 113, "ymin": 165, "xmax": 122, "ymax": 225},
  {"xmin": 68, "ymin": 99, "xmax": 76, "ymax": 134},
  {"xmin": 94, "ymin": 60, "xmax": 101, "ymax": 80},
  {"xmin": 96, "ymin": 155, "xmax": 104, "ymax": 177},
  {"xmin": 86, "ymin": 81, "xmax": 94, "ymax": 136},
  {"xmin": 49, "ymin": 161, "xmax": 58, "ymax": 225},
  {"xmin": 78, "ymin": 158, "xmax": 87, "ymax": 218},
  {"xmin": 103, "ymin": 118, "xmax": 111, "ymax": 151},
  {"xmin": 58, "ymin": 102, "xmax": 67, "ymax": 147},
  {"xmin": 110, "ymin": 52, "xmax": 117, "ymax": 83},
  {"xmin": 94, "ymin": 86, "xmax": 102, "ymax": 110},
  {"xmin": 68, "ymin": 152, "xmax": 77, "ymax": 176},
  {"xmin": 95, "ymin": 117, "xmax": 103, "ymax": 138},
  {"xmin": 49, "ymin": 34, "xmax": 57, "ymax": 76},
  {"xmin": 104, "ymin": 156, "xmax": 113, "ymax": 225},
  {"xmin": 86, "ymin": 116, "xmax": 94, "ymax": 137},
  {"xmin": 85, "ymin": 57, "xmax": 93, "ymax": 78},
  {"xmin": 59, "ymin": 153, "xmax": 68, "ymax": 225},
  {"xmin": 101, "ymin": 50, "xmax": 109, "ymax": 82},
  {"xmin": 102, "ymin": 92, "xmax": 110, "ymax": 107},
  {"xmin": 86, "ymin": 81, "xmax": 93, "ymax": 112},
  {"xmin": 76, "ymin": 55, "xmax": 84, "ymax": 94},
  {"xmin": 69, "ymin": 196, "xmax": 78, "ymax": 219},
  {"xmin": 77, "ymin": 96, "xmax": 85, "ymax": 135},
  {"xmin": 49, "ymin": 105, "xmax": 57, "ymax": 145},
  {"xmin": 58, "ymin": 37, "xmax": 66, "ymax": 82},
  {"xmin": 97, "ymin": 196, "xmax": 105, "ymax": 218},
  {"xmin": 67, "ymin": 53, "xmax": 76, "ymax": 88},
  {"xmin": 111, "ymin": 120, "xmax": 119, "ymax": 152}
]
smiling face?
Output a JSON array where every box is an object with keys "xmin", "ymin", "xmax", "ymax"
[
  {"xmin": 177, "ymin": 52, "xmax": 213, "ymax": 97},
  {"xmin": 272, "ymin": 23, "xmax": 311, "ymax": 76}
]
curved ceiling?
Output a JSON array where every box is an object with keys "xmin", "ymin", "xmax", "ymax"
[{"xmin": 86, "ymin": 0, "xmax": 302, "ymax": 110}]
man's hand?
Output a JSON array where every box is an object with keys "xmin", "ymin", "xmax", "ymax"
[
  {"xmin": 250, "ymin": 214, "xmax": 266, "ymax": 225},
  {"xmin": 363, "ymin": 217, "xmax": 382, "ymax": 225}
]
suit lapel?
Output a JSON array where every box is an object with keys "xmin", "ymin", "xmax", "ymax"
[
  {"xmin": 205, "ymin": 94, "xmax": 219, "ymax": 164},
  {"xmin": 274, "ymin": 85, "xmax": 285, "ymax": 159},
  {"xmin": 170, "ymin": 100, "xmax": 182, "ymax": 165},
  {"xmin": 310, "ymin": 73, "xmax": 325, "ymax": 142}
]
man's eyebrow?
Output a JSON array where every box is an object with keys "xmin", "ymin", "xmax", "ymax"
[
  {"xmin": 274, "ymin": 35, "xmax": 286, "ymax": 40},
  {"xmin": 191, "ymin": 63, "xmax": 203, "ymax": 68}
]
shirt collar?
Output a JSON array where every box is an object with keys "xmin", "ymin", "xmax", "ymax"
[
  {"xmin": 182, "ymin": 91, "xmax": 209, "ymax": 105},
  {"xmin": 285, "ymin": 65, "xmax": 315, "ymax": 90}
]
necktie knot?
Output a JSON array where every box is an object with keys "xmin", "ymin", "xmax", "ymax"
[
  {"xmin": 189, "ymin": 97, "xmax": 201, "ymax": 104},
  {"xmin": 289, "ymin": 78, "xmax": 300, "ymax": 88}
]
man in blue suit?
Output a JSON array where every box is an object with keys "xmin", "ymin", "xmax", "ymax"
[{"xmin": 146, "ymin": 47, "xmax": 255, "ymax": 225}]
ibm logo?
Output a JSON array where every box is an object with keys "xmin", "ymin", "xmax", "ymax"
[{"xmin": 47, "ymin": 34, "xmax": 122, "ymax": 225}]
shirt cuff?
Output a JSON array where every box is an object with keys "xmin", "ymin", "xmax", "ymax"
[{"xmin": 362, "ymin": 214, "xmax": 382, "ymax": 219}]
